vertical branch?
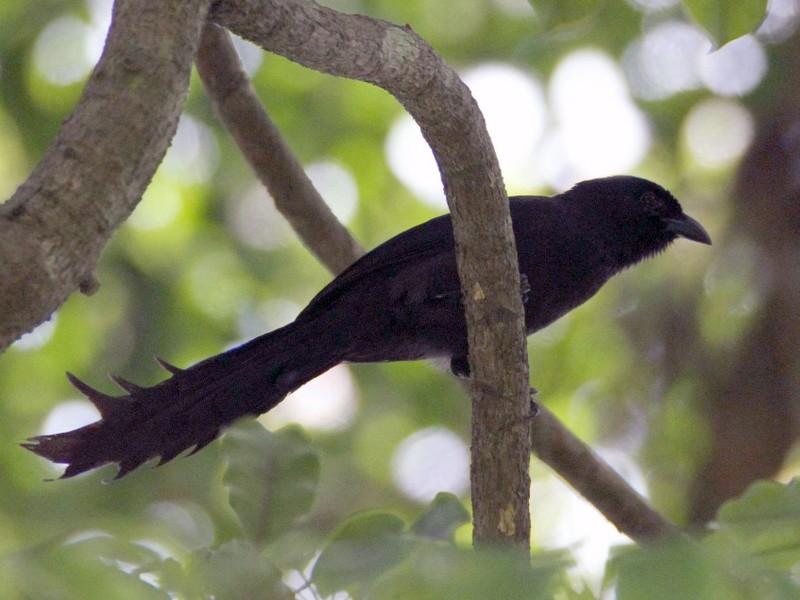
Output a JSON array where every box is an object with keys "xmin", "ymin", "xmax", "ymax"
[
  {"xmin": 210, "ymin": 0, "xmax": 532, "ymax": 550},
  {"xmin": 198, "ymin": 6, "xmax": 682, "ymax": 547}
]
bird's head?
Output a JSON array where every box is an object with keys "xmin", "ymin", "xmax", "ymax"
[{"xmin": 566, "ymin": 175, "xmax": 711, "ymax": 267}]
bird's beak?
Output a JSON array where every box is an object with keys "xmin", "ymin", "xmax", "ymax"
[{"xmin": 663, "ymin": 214, "xmax": 712, "ymax": 245}]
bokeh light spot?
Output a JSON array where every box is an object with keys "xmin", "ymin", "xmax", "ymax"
[
  {"xmin": 544, "ymin": 49, "xmax": 650, "ymax": 189},
  {"xmin": 40, "ymin": 400, "xmax": 99, "ymax": 436},
  {"xmin": 85, "ymin": 0, "xmax": 113, "ymax": 63},
  {"xmin": 185, "ymin": 250, "xmax": 250, "ymax": 319},
  {"xmin": 161, "ymin": 115, "xmax": 219, "ymax": 184},
  {"xmin": 12, "ymin": 317, "xmax": 57, "ymax": 351},
  {"xmin": 264, "ymin": 365, "xmax": 357, "ymax": 432},
  {"xmin": 127, "ymin": 178, "xmax": 183, "ymax": 231},
  {"xmin": 491, "ymin": 0, "xmax": 536, "ymax": 17},
  {"xmin": 683, "ymin": 98, "xmax": 754, "ymax": 169},
  {"xmin": 386, "ymin": 63, "xmax": 546, "ymax": 207},
  {"xmin": 226, "ymin": 184, "xmax": 293, "ymax": 250},
  {"xmin": 391, "ymin": 427, "xmax": 469, "ymax": 503},
  {"xmin": 385, "ymin": 115, "xmax": 443, "ymax": 207},
  {"xmin": 305, "ymin": 160, "xmax": 359, "ymax": 224},
  {"xmin": 33, "ymin": 16, "xmax": 95, "ymax": 86},
  {"xmin": 463, "ymin": 64, "xmax": 547, "ymax": 193},
  {"xmin": 236, "ymin": 299, "xmax": 302, "ymax": 339},
  {"xmin": 230, "ymin": 33, "xmax": 264, "ymax": 75},
  {"xmin": 626, "ymin": 0, "xmax": 680, "ymax": 11},
  {"xmin": 532, "ymin": 447, "xmax": 646, "ymax": 590},
  {"xmin": 700, "ymin": 35, "xmax": 767, "ymax": 97},
  {"xmin": 624, "ymin": 21, "xmax": 711, "ymax": 100}
]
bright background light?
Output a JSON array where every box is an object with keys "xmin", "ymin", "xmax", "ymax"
[
  {"xmin": 160, "ymin": 115, "xmax": 220, "ymax": 185},
  {"xmin": 40, "ymin": 399, "xmax": 99, "ymax": 436},
  {"xmin": 682, "ymin": 98, "xmax": 755, "ymax": 169},
  {"xmin": 391, "ymin": 426, "xmax": 470, "ymax": 503},
  {"xmin": 533, "ymin": 447, "xmax": 648, "ymax": 590},
  {"xmin": 386, "ymin": 63, "xmax": 547, "ymax": 208},
  {"xmin": 305, "ymin": 160, "xmax": 359, "ymax": 224},
  {"xmin": 12, "ymin": 317, "xmax": 57, "ymax": 351},
  {"xmin": 226, "ymin": 184, "xmax": 294, "ymax": 250},
  {"xmin": 386, "ymin": 53, "xmax": 651, "ymax": 199},
  {"xmin": 32, "ymin": 0, "xmax": 111, "ymax": 86},
  {"xmin": 626, "ymin": 0, "xmax": 679, "ymax": 10},
  {"xmin": 700, "ymin": 35, "xmax": 767, "ymax": 97},
  {"xmin": 543, "ymin": 49, "xmax": 651, "ymax": 190},
  {"xmin": 624, "ymin": 21, "xmax": 712, "ymax": 100},
  {"xmin": 264, "ymin": 365, "xmax": 358, "ymax": 432}
]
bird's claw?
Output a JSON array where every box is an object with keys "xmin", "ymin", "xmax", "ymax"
[
  {"xmin": 520, "ymin": 274, "xmax": 531, "ymax": 304},
  {"xmin": 529, "ymin": 387, "xmax": 539, "ymax": 417}
]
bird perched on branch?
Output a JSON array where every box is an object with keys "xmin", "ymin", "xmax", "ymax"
[{"xmin": 24, "ymin": 175, "xmax": 711, "ymax": 479}]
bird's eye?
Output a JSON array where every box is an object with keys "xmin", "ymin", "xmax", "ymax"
[{"xmin": 640, "ymin": 191, "xmax": 664, "ymax": 215}]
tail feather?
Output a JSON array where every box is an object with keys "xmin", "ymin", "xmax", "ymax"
[{"xmin": 23, "ymin": 318, "xmax": 343, "ymax": 479}]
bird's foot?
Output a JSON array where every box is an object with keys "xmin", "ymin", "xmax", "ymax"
[
  {"xmin": 520, "ymin": 274, "xmax": 531, "ymax": 304},
  {"xmin": 450, "ymin": 355, "xmax": 470, "ymax": 378},
  {"xmin": 529, "ymin": 387, "xmax": 539, "ymax": 417}
]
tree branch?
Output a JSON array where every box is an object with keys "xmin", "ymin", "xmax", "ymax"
[
  {"xmin": 0, "ymin": 0, "xmax": 679, "ymax": 549},
  {"xmin": 531, "ymin": 407, "xmax": 683, "ymax": 544},
  {"xmin": 202, "ymin": 5, "xmax": 680, "ymax": 545},
  {"xmin": 210, "ymin": 0, "xmax": 532, "ymax": 549},
  {"xmin": 0, "ymin": 0, "xmax": 211, "ymax": 352},
  {"xmin": 195, "ymin": 22, "xmax": 364, "ymax": 274}
]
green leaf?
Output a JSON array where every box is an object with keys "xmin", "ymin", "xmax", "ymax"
[
  {"xmin": 222, "ymin": 421, "xmax": 320, "ymax": 544},
  {"xmin": 140, "ymin": 558, "xmax": 191, "ymax": 599},
  {"xmin": 683, "ymin": 0, "xmax": 768, "ymax": 47},
  {"xmin": 611, "ymin": 531, "xmax": 800, "ymax": 600},
  {"xmin": 191, "ymin": 540, "xmax": 293, "ymax": 600},
  {"xmin": 612, "ymin": 540, "xmax": 738, "ymax": 600},
  {"xmin": 712, "ymin": 478, "xmax": 800, "ymax": 569},
  {"xmin": 373, "ymin": 544, "xmax": 568, "ymax": 600},
  {"xmin": 411, "ymin": 492, "xmax": 470, "ymax": 542},
  {"xmin": 0, "ymin": 537, "xmax": 170, "ymax": 600},
  {"xmin": 312, "ymin": 511, "xmax": 408, "ymax": 597},
  {"xmin": 528, "ymin": 0, "xmax": 599, "ymax": 30}
]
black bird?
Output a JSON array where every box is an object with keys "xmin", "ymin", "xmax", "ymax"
[{"xmin": 24, "ymin": 176, "xmax": 711, "ymax": 478}]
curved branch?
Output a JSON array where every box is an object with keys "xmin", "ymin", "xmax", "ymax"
[
  {"xmin": 195, "ymin": 22, "xmax": 364, "ymax": 274},
  {"xmin": 0, "ymin": 0, "xmax": 211, "ymax": 352},
  {"xmin": 0, "ymin": 0, "xmax": 678, "ymax": 547},
  {"xmin": 208, "ymin": 2, "xmax": 681, "ymax": 545},
  {"xmin": 210, "ymin": 0, "xmax": 532, "ymax": 549}
]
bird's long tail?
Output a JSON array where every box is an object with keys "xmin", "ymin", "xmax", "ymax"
[{"xmin": 23, "ymin": 316, "xmax": 345, "ymax": 479}]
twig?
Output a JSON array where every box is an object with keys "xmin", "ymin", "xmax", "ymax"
[{"xmin": 195, "ymin": 22, "xmax": 364, "ymax": 274}]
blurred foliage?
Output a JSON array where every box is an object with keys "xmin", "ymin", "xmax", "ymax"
[
  {"xmin": 611, "ymin": 479, "xmax": 800, "ymax": 599},
  {"xmin": 1, "ymin": 0, "xmax": 799, "ymax": 597}
]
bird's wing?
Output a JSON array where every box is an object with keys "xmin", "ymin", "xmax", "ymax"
[
  {"xmin": 299, "ymin": 213, "xmax": 457, "ymax": 318},
  {"xmin": 299, "ymin": 196, "xmax": 550, "ymax": 319}
]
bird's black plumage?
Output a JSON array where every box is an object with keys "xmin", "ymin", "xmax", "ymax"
[{"xmin": 24, "ymin": 175, "xmax": 711, "ymax": 478}]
